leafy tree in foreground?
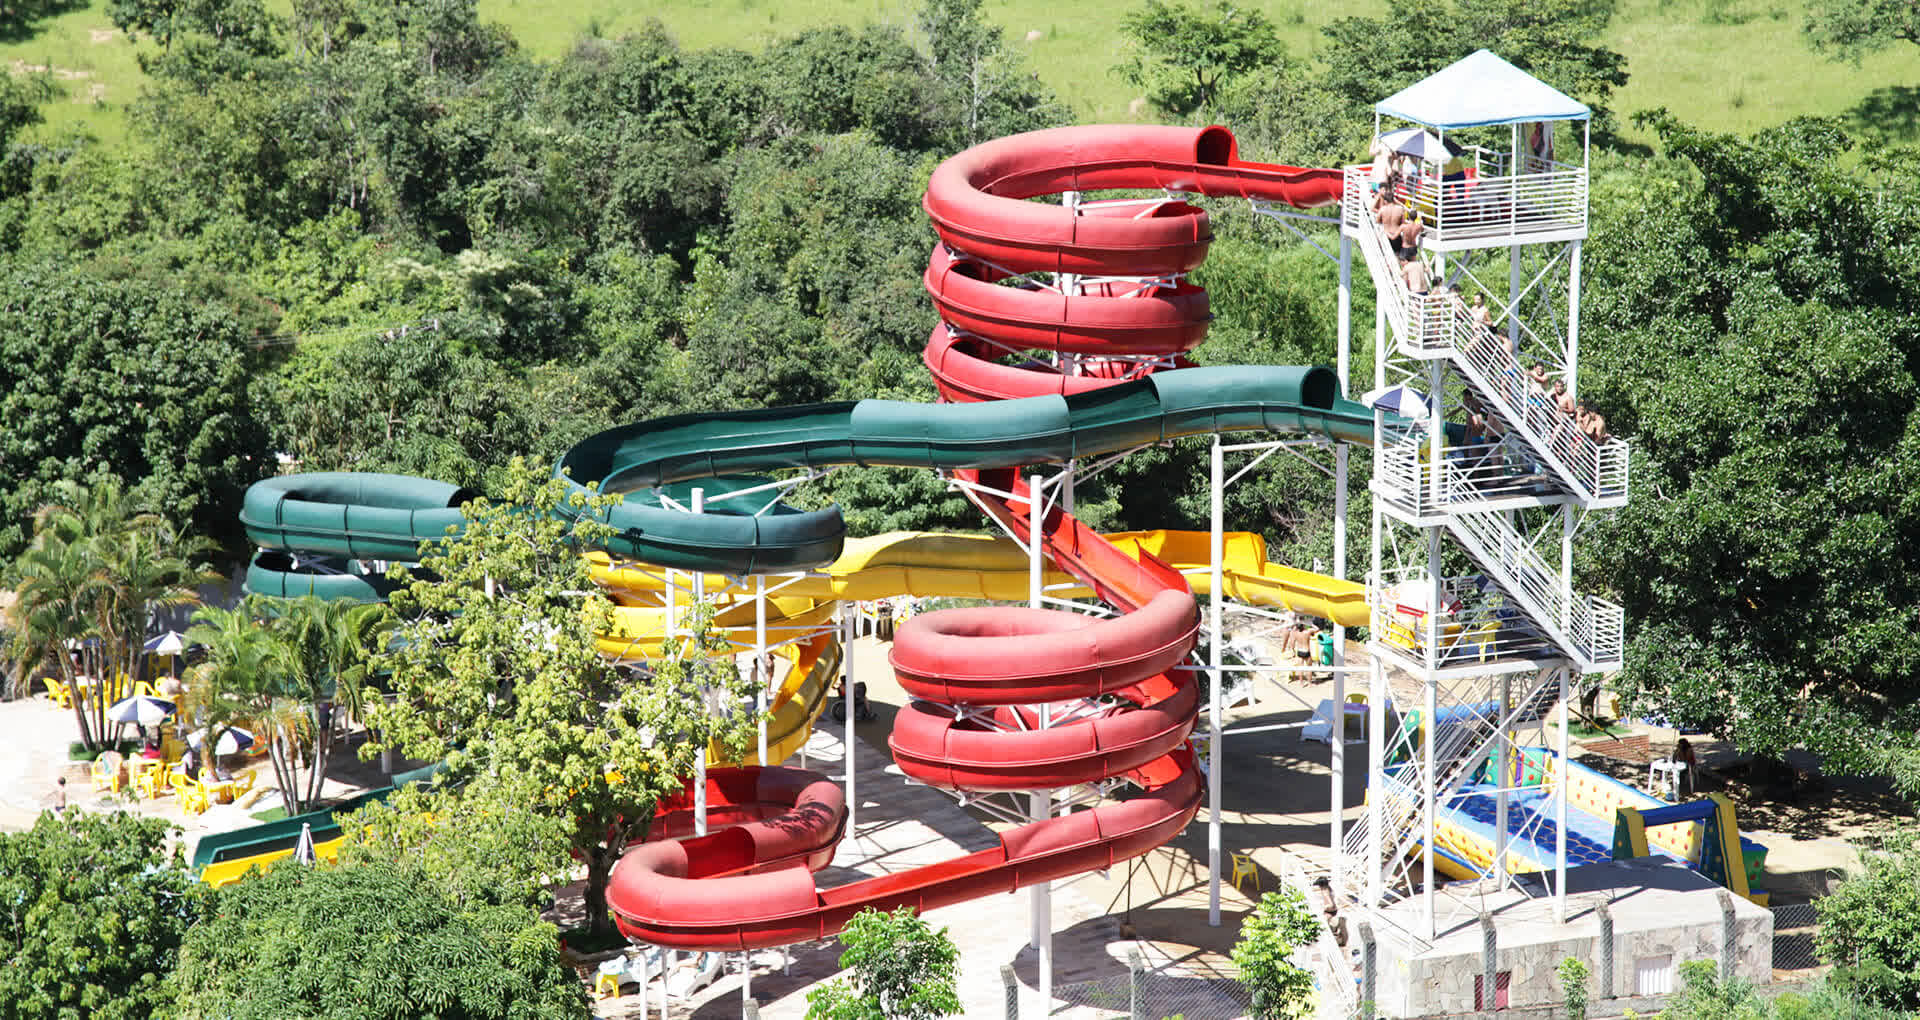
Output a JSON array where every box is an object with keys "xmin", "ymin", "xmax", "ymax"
[
  {"xmin": 804, "ymin": 907, "xmax": 961, "ymax": 1019},
  {"xmin": 1804, "ymin": 0, "xmax": 1920, "ymax": 62},
  {"xmin": 167, "ymin": 858, "xmax": 589, "ymax": 1020},
  {"xmin": 1231, "ymin": 886, "xmax": 1319, "ymax": 1020},
  {"xmin": 1114, "ymin": 0, "xmax": 1286, "ymax": 116},
  {"xmin": 367, "ymin": 459, "xmax": 757, "ymax": 942},
  {"xmin": 338, "ymin": 783, "xmax": 575, "ymax": 913},
  {"xmin": 1815, "ymin": 829, "xmax": 1920, "ymax": 1010},
  {"xmin": 0, "ymin": 811, "xmax": 211, "ymax": 1020}
]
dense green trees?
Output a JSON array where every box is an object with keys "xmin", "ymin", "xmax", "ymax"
[
  {"xmin": 0, "ymin": 262, "xmax": 270, "ymax": 558},
  {"xmin": 1582, "ymin": 116, "xmax": 1920, "ymax": 784},
  {"xmin": 0, "ymin": 811, "xmax": 211, "ymax": 1020},
  {"xmin": 1115, "ymin": 0, "xmax": 1287, "ymax": 116},
  {"xmin": 168, "ymin": 856, "xmax": 590, "ymax": 1019}
]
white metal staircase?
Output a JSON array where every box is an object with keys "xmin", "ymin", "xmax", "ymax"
[
  {"xmin": 1335, "ymin": 667, "xmax": 1561, "ymax": 897},
  {"xmin": 1344, "ymin": 174, "xmax": 1628, "ymax": 508}
]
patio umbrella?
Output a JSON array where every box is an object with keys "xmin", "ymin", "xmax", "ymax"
[
  {"xmin": 1362, "ymin": 383, "xmax": 1434, "ymax": 420},
  {"xmin": 294, "ymin": 822, "xmax": 317, "ymax": 865},
  {"xmin": 1378, "ymin": 126, "xmax": 1452, "ymax": 163},
  {"xmin": 105, "ymin": 695, "xmax": 176, "ymax": 727},
  {"xmin": 188, "ymin": 726, "xmax": 256, "ymax": 756},
  {"xmin": 142, "ymin": 630, "xmax": 190, "ymax": 656}
]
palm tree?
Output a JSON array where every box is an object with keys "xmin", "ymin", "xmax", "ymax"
[
  {"xmin": 185, "ymin": 600, "xmax": 299, "ymax": 810},
  {"xmin": 6, "ymin": 531, "xmax": 109, "ymax": 746},
  {"xmin": 187, "ymin": 595, "xmax": 389, "ymax": 815},
  {"xmin": 8, "ymin": 479, "xmax": 217, "ymax": 750},
  {"xmin": 273, "ymin": 596, "xmax": 390, "ymax": 809}
]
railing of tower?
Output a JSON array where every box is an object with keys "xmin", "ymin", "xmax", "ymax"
[
  {"xmin": 1339, "ymin": 160, "xmax": 1587, "ymax": 247},
  {"xmin": 1439, "ymin": 509, "xmax": 1624, "ymax": 670},
  {"xmin": 1341, "ymin": 170, "xmax": 1628, "ymax": 504},
  {"xmin": 1374, "ymin": 427, "xmax": 1567, "ymax": 519},
  {"xmin": 1369, "ymin": 565, "xmax": 1557, "ymax": 668}
]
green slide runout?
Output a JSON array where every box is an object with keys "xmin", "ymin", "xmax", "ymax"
[
  {"xmin": 241, "ymin": 472, "xmax": 477, "ymax": 561},
  {"xmin": 245, "ymin": 550, "xmax": 402, "ymax": 603},
  {"xmin": 555, "ymin": 365, "xmax": 1374, "ymax": 574}
]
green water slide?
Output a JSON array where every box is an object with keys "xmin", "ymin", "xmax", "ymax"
[
  {"xmin": 241, "ymin": 366, "xmax": 1374, "ymax": 581},
  {"xmin": 554, "ymin": 365, "xmax": 1373, "ymax": 574}
]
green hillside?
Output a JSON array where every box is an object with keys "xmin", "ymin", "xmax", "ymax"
[{"xmin": 3, "ymin": 0, "xmax": 1913, "ymax": 150}]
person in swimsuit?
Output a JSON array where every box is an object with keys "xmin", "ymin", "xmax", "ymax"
[
  {"xmin": 1376, "ymin": 192, "xmax": 1407, "ymax": 257},
  {"xmin": 1397, "ymin": 213, "xmax": 1422, "ymax": 260}
]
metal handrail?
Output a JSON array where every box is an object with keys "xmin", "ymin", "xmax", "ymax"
[{"xmin": 1343, "ymin": 169, "xmax": 1628, "ymax": 505}]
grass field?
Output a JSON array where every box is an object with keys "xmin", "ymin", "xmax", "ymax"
[{"xmin": 2, "ymin": 0, "xmax": 1914, "ymax": 150}]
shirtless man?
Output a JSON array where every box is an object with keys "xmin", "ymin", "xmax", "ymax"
[
  {"xmin": 1375, "ymin": 191, "xmax": 1407, "ymax": 256},
  {"xmin": 1396, "ymin": 213, "xmax": 1423, "ymax": 259},
  {"xmin": 1551, "ymin": 379, "xmax": 1577, "ymax": 416},
  {"xmin": 1401, "ymin": 255, "xmax": 1430, "ymax": 294},
  {"xmin": 1578, "ymin": 405, "xmax": 1610, "ymax": 443}
]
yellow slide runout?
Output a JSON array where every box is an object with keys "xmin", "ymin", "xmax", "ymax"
[
  {"xmin": 586, "ymin": 530, "xmax": 1367, "ymax": 627},
  {"xmin": 200, "ymin": 836, "xmax": 346, "ymax": 888}
]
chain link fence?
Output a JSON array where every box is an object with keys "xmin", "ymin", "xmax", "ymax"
[
  {"xmin": 1048, "ymin": 971, "xmax": 1253, "ymax": 1019},
  {"xmin": 1770, "ymin": 903, "xmax": 1821, "ymax": 974}
]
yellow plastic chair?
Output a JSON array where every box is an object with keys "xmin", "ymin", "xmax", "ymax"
[
  {"xmin": 227, "ymin": 770, "xmax": 256, "ymax": 798},
  {"xmin": 90, "ymin": 753, "xmax": 125, "ymax": 794},
  {"xmin": 44, "ymin": 677, "xmax": 72, "ymax": 709},
  {"xmin": 1347, "ymin": 692, "xmax": 1367, "ymax": 705},
  {"xmin": 594, "ymin": 972, "xmax": 621, "ymax": 1000},
  {"xmin": 1229, "ymin": 853, "xmax": 1261, "ymax": 894},
  {"xmin": 129, "ymin": 759, "xmax": 169, "ymax": 799},
  {"xmin": 174, "ymin": 773, "xmax": 211, "ymax": 815}
]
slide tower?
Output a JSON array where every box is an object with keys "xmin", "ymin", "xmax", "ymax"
[{"xmin": 1333, "ymin": 52, "xmax": 1630, "ymax": 934}]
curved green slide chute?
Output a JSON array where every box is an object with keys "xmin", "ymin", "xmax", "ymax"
[
  {"xmin": 553, "ymin": 365, "xmax": 1372, "ymax": 574},
  {"xmin": 243, "ymin": 365, "xmax": 1374, "ymax": 586}
]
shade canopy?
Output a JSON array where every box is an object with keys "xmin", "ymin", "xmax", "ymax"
[{"xmin": 1375, "ymin": 50, "xmax": 1589, "ymax": 130}]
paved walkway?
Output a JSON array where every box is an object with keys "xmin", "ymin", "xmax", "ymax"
[{"xmin": 600, "ymin": 633, "xmax": 1350, "ymax": 1018}]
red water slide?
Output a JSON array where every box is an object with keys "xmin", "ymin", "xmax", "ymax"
[
  {"xmin": 920, "ymin": 124, "xmax": 1340, "ymax": 402},
  {"xmin": 606, "ymin": 126, "xmax": 1300, "ymax": 952}
]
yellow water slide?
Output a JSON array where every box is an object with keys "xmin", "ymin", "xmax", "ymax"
[{"xmin": 585, "ymin": 529, "xmax": 1364, "ymax": 770}]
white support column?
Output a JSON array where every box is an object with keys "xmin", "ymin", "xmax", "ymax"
[
  {"xmin": 741, "ymin": 952, "xmax": 752, "ymax": 1014},
  {"xmin": 1367, "ymin": 504, "xmax": 1386, "ymax": 910},
  {"xmin": 1495, "ymin": 672, "xmax": 1511, "ymax": 888},
  {"xmin": 1333, "ymin": 238, "xmax": 1353, "ymax": 896},
  {"xmin": 692, "ymin": 488, "xmax": 707, "ymax": 838},
  {"xmin": 1562, "ymin": 506, "xmax": 1576, "ymax": 634},
  {"xmin": 1423, "ymin": 527, "xmax": 1441, "ymax": 936},
  {"xmin": 1330, "ymin": 443, "xmax": 1349, "ymax": 892},
  {"xmin": 842, "ymin": 609, "xmax": 855, "ymax": 836},
  {"xmin": 1028, "ymin": 474, "xmax": 1043, "ymax": 610},
  {"xmin": 1338, "ymin": 235, "xmax": 1353, "ymax": 380},
  {"xmin": 1556, "ymin": 666, "xmax": 1570, "ymax": 923},
  {"xmin": 1208, "ymin": 440, "xmax": 1225, "ymax": 927},
  {"xmin": 1026, "ymin": 473, "xmax": 1051, "ymax": 1010},
  {"xmin": 1566, "ymin": 240, "xmax": 1584, "ymax": 402},
  {"xmin": 1509, "ymin": 246, "xmax": 1523, "ymax": 362},
  {"xmin": 756, "ymin": 575, "xmax": 768, "ymax": 768}
]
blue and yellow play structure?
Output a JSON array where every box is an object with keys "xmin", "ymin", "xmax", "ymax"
[
  {"xmin": 1613, "ymin": 793, "xmax": 1766, "ymax": 905},
  {"xmin": 1408, "ymin": 746, "xmax": 1767, "ymax": 903}
]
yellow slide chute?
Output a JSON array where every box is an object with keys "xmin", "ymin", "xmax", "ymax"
[{"xmin": 585, "ymin": 529, "xmax": 1365, "ymax": 769}]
